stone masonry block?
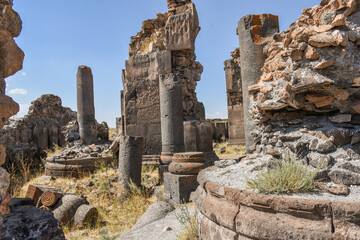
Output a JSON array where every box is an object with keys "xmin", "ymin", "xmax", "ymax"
[{"xmin": 164, "ymin": 173, "xmax": 198, "ymax": 203}]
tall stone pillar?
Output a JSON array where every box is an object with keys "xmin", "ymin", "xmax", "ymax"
[
  {"xmin": 159, "ymin": 73, "xmax": 185, "ymax": 182},
  {"xmin": 237, "ymin": 14, "xmax": 279, "ymax": 152},
  {"xmin": 159, "ymin": 74, "xmax": 185, "ymax": 154},
  {"xmin": 118, "ymin": 136, "xmax": 144, "ymax": 197},
  {"xmin": 76, "ymin": 66, "xmax": 95, "ymax": 145}
]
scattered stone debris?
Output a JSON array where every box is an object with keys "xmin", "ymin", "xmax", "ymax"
[
  {"xmin": 44, "ymin": 143, "xmax": 113, "ymax": 177},
  {"xmin": 247, "ymin": 0, "xmax": 360, "ymax": 187}
]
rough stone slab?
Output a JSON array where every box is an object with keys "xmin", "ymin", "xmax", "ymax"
[
  {"xmin": 120, "ymin": 206, "xmax": 195, "ymax": 240},
  {"xmin": 131, "ymin": 201, "xmax": 174, "ymax": 231}
]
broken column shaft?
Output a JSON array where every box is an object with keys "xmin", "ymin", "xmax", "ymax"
[
  {"xmin": 237, "ymin": 14, "xmax": 279, "ymax": 152},
  {"xmin": 118, "ymin": 136, "xmax": 144, "ymax": 190},
  {"xmin": 76, "ymin": 65, "xmax": 95, "ymax": 145},
  {"xmin": 159, "ymin": 74, "xmax": 185, "ymax": 154}
]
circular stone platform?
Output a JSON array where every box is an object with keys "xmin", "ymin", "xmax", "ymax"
[{"xmin": 193, "ymin": 156, "xmax": 360, "ymax": 239}]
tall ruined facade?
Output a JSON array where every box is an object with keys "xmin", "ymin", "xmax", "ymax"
[
  {"xmin": 121, "ymin": 0, "xmax": 205, "ymax": 155},
  {"xmin": 0, "ymin": 0, "xmax": 25, "ymax": 217},
  {"xmin": 224, "ymin": 48, "xmax": 245, "ymax": 145}
]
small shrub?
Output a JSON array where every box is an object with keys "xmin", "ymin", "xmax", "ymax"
[{"xmin": 247, "ymin": 153, "xmax": 318, "ymax": 194}]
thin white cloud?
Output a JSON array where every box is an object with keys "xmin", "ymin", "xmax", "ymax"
[
  {"xmin": 9, "ymin": 88, "xmax": 27, "ymax": 95},
  {"xmin": 21, "ymin": 72, "xmax": 26, "ymax": 76}
]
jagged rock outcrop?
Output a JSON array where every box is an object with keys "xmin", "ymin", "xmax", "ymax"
[
  {"xmin": 121, "ymin": 0, "xmax": 205, "ymax": 154},
  {"xmin": 0, "ymin": 94, "xmax": 109, "ymax": 167},
  {"xmin": 0, "ymin": 0, "xmax": 24, "ymax": 218},
  {"xmin": 247, "ymin": 0, "xmax": 360, "ymax": 185},
  {"xmin": 0, "ymin": 94, "xmax": 77, "ymax": 165}
]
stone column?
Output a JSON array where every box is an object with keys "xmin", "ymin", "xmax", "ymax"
[
  {"xmin": 237, "ymin": 14, "xmax": 279, "ymax": 152},
  {"xmin": 165, "ymin": 152, "xmax": 207, "ymax": 203},
  {"xmin": 159, "ymin": 73, "xmax": 185, "ymax": 154},
  {"xmin": 183, "ymin": 121, "xmax": 219, "ymax": 164},
  {"xmin": 76, "ymin": 65, "xmax": 95, "ymax": 145},
  {"xmin": 118, "ymin": 136, "xmax": 144, "ymax": 195},
  {"xmin": 159, "ymin": 73, "xmax": 185, "ymax": 183}
]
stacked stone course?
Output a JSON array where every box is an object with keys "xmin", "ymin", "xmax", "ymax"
[{"xmin": 243, "ymin": 0, "xmax": 360, "ymax": 186}]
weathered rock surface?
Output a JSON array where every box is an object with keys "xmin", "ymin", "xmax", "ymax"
[
  {"xmin": 0, "ymin": 205, "xmax": 65, "ymax": 240},
  {"xmin": 122, "ymin": 0, "xmax": 205, "ymax": 155},
  {"xmin": 0, "ymin": 94, "xmax": 76, "ymax": 164},
  {"xmin": 1, "ymin": 94, "xmax": 109, "ymax": 168},
  {"xmin": 121, "ymin": 204, "xmax": 194, "ymax": 240},
  {"xmin": 0, "ymin": 0, "xmax": 24, "ymax": 218},
  {"xmin": 131, "ymin": 201, "xmax": 175, "ymax": 231}
]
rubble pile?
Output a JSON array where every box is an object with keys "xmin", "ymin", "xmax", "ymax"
[{"xmin": 248, "ymin": 0, "xmax": 360, "ymax": 185}]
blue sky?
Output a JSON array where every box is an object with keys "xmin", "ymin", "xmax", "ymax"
[{"xmin": 8, "ymin": 0, "xmax": 319, "ymax": 127}]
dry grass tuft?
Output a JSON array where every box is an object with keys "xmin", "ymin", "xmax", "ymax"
[
  {"xmin": 247, "ymin": 153, "xmax": 318, "ymax": 194},
  {"xmin": 16, "ymin": 164, "xmax": 158, "ymax": 240}
]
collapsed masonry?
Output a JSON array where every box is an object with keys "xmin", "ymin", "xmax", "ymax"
[
  {"xmin": 224, "ymin": 48, "xmax": 245, "ymax": 145},
  {"xmin": 120, "ymin": 0, "xmax": 205, "ymax": 155},
  {"xmin": 0, "ymin": 94, "xmax": 76, "ymax": 165},
  {"xmin": 0, "ymin": 94, "xmax": 109, "ymax": 167},
  {"xmin": 240, "ymin": 0, "xmax": 360, "ymax": 185}
]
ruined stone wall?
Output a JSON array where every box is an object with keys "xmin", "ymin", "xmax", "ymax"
[
  {"xmin": 122, "ymin": 0, "xmax": 205, "ymax": 155},
  {"xmin": 0, "ymin": 94, "xmax": 76, "ymax": 165},
  {"xmin": 0, "ymin": 94, "xmax": 109, "ymax": 166},
  {"xmin": 0, "ymin": 0, "xmax": 24, "ymax": 216},
  {"xmin": 247, "ymin": 0, "xmax": 360, "ymax": 185},
  {"xmin": 224, "ymin": 48, "xmax": 245, "ymax": 145}
]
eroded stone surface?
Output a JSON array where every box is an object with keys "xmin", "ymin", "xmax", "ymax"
[
  {"xmin": 241, "ymin": 0, "xmax": 360, "ymax": 185},
  {"xmin": 0, "ymin": 0, "xmax": 24, "ymax": 217},
  {"xmin": 224, "ymin": 48, "xmax": 245, "ymax": 145}
]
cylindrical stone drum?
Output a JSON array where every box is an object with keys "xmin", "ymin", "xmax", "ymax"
[
  {"xmin": 160, "ymin": 152, "xmax": 173, "ymax": 165},
  {"xmin": 169, "ymin": 152, "xmax": 207, "ymax": 175}
]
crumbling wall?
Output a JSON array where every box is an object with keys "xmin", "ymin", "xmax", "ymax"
[
  {"xmin": 0, "ymin": 94, "xmax": 109, "ymax": 167},
  {"xmin": 122, "ymin": 0, "xmax": 205, "ymax": 155},
  {"xmin": 0, "ymin": 94, "xmax": 76, "ymax": 165},
  {"xmin": 224, "ymin": 48, "xmax": 245, "ymax": 145},
  {"xmin": 0, "ymin": 0, "xmax": 25, "ymax": 216},
  {"xmin": 248, "ymin": 0, "xmax": 360, "ymax": 185}
]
